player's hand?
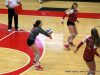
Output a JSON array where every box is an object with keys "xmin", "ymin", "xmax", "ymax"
[
  {"xmin": 61, "ymin": 21, "xmax": 64, "ymax": 25},
  {"xmin": 74, "ymin": 49, "xmax": 78, "ymax": 54},
  {"xmin": 49, "ymin": 35, "xmax": 52, "ymax": 39},
  {"xmin": 77, "ymin": 20, "xmax": 79, "ymax": 23}
]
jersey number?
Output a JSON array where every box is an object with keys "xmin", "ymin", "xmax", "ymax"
[{"xmin": 88, "ymin": 42, "xmax": 91, "ymax": 47}]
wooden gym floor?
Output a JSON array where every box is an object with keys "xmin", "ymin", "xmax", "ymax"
[{"xmin": 0, "ymin": 0, "xmax": 100, "ymax": 75}]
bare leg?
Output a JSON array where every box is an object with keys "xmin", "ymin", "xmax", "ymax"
[
  {"xmin": 30, "ymin": 44, "xmax": 40, "ymax": 62},
  {"xmin": 85, "ymin": 61, "xmax": 96, "ymax": 75},
  {"xmin": 70, "ymin": 25, "xmax": 78, "ymax": 42},
  {"xmin": 67, "ymin": 25, "xmax": 74, "ymax": 42},
  {"xmin": 34, "ymin": 52, "xmax": 36, "ymax": 61}
]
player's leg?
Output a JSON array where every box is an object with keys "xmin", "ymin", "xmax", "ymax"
[
  {"xmin": 39, "ymin": 0, "xmax": 43, "ymax": 3},
  {"xmin": 85, "ymin": 61, "xmax": 96, "ymax": 75},
  {"xmin": 64, "ymin": 25, "xmax": 74, "ymax": 50},
  {"xmin": 30, "ymin": 44, "xmax": 43, "ymax": 70},
  {"xmin": 69, "ymin": 25, "xmax": 78, "ymax": 46},
  {"xmin": 33, "ymin": 52, "xmax": 36, "ymax": 64}
]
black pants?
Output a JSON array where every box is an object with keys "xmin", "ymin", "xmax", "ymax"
[{"xmin": 8, "ymin": 9, "xmax": 18, "ymax": 29}]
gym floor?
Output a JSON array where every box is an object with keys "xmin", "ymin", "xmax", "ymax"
[{"xmin": 0, "ymin": 0, "xmax": 100, "ymax": 75}]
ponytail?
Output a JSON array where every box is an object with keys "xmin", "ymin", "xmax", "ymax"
[
  {"xmin": 34, "ymin": 24, "xmax": 37, "ymax": 27},
  {"xmin": 33, "ymin": 20, "xmax": 41, "ymax": 28},
  {"xmin": 91, "ymin": 28, "xmax": 100, "ymax": 47}
]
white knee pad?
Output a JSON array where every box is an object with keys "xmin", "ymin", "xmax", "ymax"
[
  {"xmin": 74, "ymin": 33, "xmax": 78, "ymax": 36},
  {"xmin": 36, "ymin": 54, "xmax": 40, "ymax": 59},
  {"xmin": 69, "ymin": 34, "xmax": 74, "ymax": 38}
]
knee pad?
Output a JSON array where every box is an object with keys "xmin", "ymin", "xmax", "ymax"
[
  {"xmin": 74, "ymin": 33, "xmax": 78, "ymax": 36},
  {"xmin": 36, "ymin": 54, "xmax": 40, "ymax": 59},
  {"xmin": 69, "ymin": 34, "xmax": 74, "ymax": 38}
]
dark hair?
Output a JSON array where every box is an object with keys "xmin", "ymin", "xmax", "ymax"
[
  {"xmin": 91, "ymin": 28, "xmax": 100, "ymax": 47},
  {"xmin": 71, "ymin": 3, "xmax": 78, "ymax": 9},
  {"xmin": 33, "ymin": 20, "xmax": 41, "ymax": 28}
]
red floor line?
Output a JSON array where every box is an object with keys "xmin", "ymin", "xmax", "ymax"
[
  {"xmin": 0, "ymin": 23, "xmax": 44, "ymax": 75},
  {"xmin": 0, "ymin": 9, "xmax": 100, "ymax": 19}
]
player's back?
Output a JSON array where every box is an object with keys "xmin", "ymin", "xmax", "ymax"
[
  {"xmin": 86, "ymin": 36, "xmax": 94, "ymax": 50},
  {"xmin": 83, "ymin": 36, "xmax": 94, "ymax": 60}
]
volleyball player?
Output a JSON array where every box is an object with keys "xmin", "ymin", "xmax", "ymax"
[
  {"xmin": 61, "ymin": 3, "xmax": 79, "ymax": 50},
  {"xmin": 74, "ymin": 28, "xmax": 100, "ymax": 75},
  {"xmin": 27, "ymin": 20, "xmax": 52, "ymax": 70}
]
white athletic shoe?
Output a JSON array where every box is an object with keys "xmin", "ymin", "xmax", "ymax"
[
  {"xmin": 8, "ymin": 29, "xmax": 11, "ymax": 32},
  {"xmin": 16, "ymin": 28, "xmax": 21, "ymax": 31},
  {"xmin": 39, "ymin": 0, "xmax": 43, "ymax": 3}
]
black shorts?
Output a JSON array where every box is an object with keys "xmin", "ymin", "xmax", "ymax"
[
  {"xmin": 84, "ymin": 59, "xmax": 94, "ymax": 62},
  {"xmin": 27, "ymin": 38, "xmax": 35, "ymax": 46},
  {"xmin": 67, "ymin": 21, "xmax": 75, "ymax": 26}
]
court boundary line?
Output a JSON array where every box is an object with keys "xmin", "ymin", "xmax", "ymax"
[
  {"xmin": 0, "ymin": 22, "xmax": 90, "ymax": 37},
  {"xmin": 0, "ymin": 23, "xmax": 45, "ymax": 75},
  {"xmin": 0, "ymin": 22, "xmax": 91, "ymax": 75},
  {"xmin": 0, "ymin": 31, "xmax": 15, "ymax": 41},
  {"xmin": 19, "ymin": 36, "xmax": 45, "ymax": 75},
  {"xmin": 0, "ymin": 47, "xmax": 30, "ymax": 75}
]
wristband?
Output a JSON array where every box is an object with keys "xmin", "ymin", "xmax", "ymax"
[{"xmin": 62, "ymin": 19, "xmax": 64, "ymax": 21}]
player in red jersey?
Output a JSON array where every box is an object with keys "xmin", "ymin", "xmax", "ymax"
[
  {"xmin": 74, "ymin": 28, "xmax": 100, "ymax": 75},
  {"xmin": 61, "ymin": 3, "xmax": 79, "ymax": 50}
]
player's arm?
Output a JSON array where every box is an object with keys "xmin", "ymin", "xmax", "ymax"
[
  {"xmin": 93, "ymin": 45, "xmax": 100, "ymax": 57},
  {"xmin": 62, "ymin": 10, "xmax": 73, "ymax": 21},
  {"xmin": 17, "ymin": 0, "xmax": 22, "ymax": 6},
  {"xmin": 74, "ymin": 36, "xmax": 89, "ymax": 53},
  {"xmin": 39, "ymin": 28, "xmax": 51, "ymax": 37}
]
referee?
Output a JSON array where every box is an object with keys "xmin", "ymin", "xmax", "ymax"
[{"xmin": 5, "ymin": 0, "xmax": 22, "ymax": 31}]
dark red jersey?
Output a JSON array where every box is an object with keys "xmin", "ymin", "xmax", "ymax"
[
  {"xmin": 62, "ymin": 9, "xmax": 79, "ymax": 22},
  {"xmin": 77, "ymin": 36, "xmax": 99, "ymax": 60},
  {"xmin": 68, "ymin": 9, "xmax": 78, "ymax": 22}
]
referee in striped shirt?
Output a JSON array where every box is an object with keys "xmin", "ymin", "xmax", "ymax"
[{"xmin": 5, "ymin": 0, "xmax": 22, "ymax": 31}]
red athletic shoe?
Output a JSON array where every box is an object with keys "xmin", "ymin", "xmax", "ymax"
[
  {"xmin": 35, "ymin": 65, "xmax": 43, "ymax": 70},
  {"xmin": 33, "ymin": 61, "xmax": 40, "ymax": 65},
  {"xmin": 69, "ymin": 42, "xmax": 75, "ymax": 46},
  {"xmin": 64, "ymin": 45, "xmax": 70, "ymax": 50}
]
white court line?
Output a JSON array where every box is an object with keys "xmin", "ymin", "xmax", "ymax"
[
  {"xmin": 0, "ymin": 22, "xmax": 89, "ymax": 37},
  {"xmin": 0, "ymin": 47, "xmax": 30, "ymax": 75},
  {"xmin": 19, "ymin": 36, "xmax": 45, "ymax": 75},
  {"xmin": 0, "ymin": 31, "xmax": 15, "ymax": 41},
  {"xmin": 0, "ymin": 22, "xmax": 88, "ymax": 75},
  {"xmin": 0, "ymin": 23, "xmax": 45, "ymax": 75}
]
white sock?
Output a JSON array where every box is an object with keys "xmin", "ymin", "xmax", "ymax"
[
  {"xmin": 66, "ymin": 41, "xmax": 69, "ymax": 45},
  {"xmin": 70, "ymin": 39, "xmax": 73, "ymax": 42},
  {"xmin": 34, "ymin": 52, "xmax": 36, "ymax": 61},
  {"xmin": 36, "ymin": 62, "xmax": 39, "ymax": 66}
]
